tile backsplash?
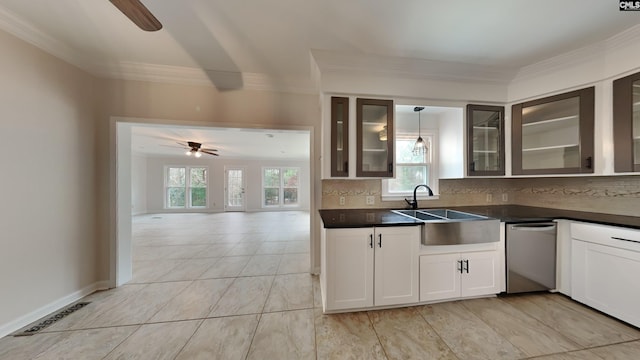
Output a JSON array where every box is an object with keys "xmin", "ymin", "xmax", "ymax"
[{"xmin": 322, "ymin": 176, "xmax": 640, "ymax": 217}]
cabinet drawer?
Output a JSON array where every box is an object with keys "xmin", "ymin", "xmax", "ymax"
[{"xmin": 571, "ymin": 222, "xmax": 640, "ymax": 251}]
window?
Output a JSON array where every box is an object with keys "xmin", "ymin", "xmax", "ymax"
[
  {"xmin": 382, "ymin": 133, "xmax": 438, "ymax": 200},
  {"xmin": 165, "ymin": 166, "xmax": 208, "ymax": 208},
  {"xmin": 263, "ymin": 167, "xmax": 300, "ymax": 207}
]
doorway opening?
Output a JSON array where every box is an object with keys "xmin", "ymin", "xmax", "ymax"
[{"xmin": 113, "ymin": 119, "xmax": 312, "ymax": 286}]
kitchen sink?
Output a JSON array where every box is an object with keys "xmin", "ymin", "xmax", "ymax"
[
  {"xmin": 420, "ymin": 209, "xmax": 488, "ymax": 220},
  {"xmin": 391, "ymin": 209, "xmax": 445, "ymax": 221},
  {"xmin": 391, "ymin": 209, "xmax": 499, "ymax": 245}
]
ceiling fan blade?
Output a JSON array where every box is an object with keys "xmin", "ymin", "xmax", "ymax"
[
  {"xmin": 110, "ymin": 0, "xmax": 163, "ymax": 32},
  {"xmin": 201, "ymin": 147, "xmax": 218, "ymax": 152},
  {"xmin": 201, "ymin": 150, "xmax": 219, "ymax": 156}
]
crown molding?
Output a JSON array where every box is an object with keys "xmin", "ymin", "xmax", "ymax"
[
  {"xmin": 310, "ymin": 49, "xmax": 519, "ymax": 85},
  {"xmin": 605, "ymin": 23, "xmax": 640, "ymax": 52},
  {"xmin": 513, "ymin": 24, "xmax": 640, "ymax": 82},
  {"xmin": 94, "ymin": 62, "xmax": 318, "ymax": 94},
  {"xmin": 0, "ymin": 6, "xmax": 94, "ymax": 73}
]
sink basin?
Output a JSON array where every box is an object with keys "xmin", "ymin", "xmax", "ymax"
[
  {"xmin": 391, "ymin": 209, "xmax": 444, "ymax": 221},
  {"xmin": 391, "ymin": 209, "xmax": 488, "ymax": 222},
  {"xmin": 391, "ymin": 209, "xmax": 499, "ymax": 245},
  {"xmin": 421, "ymin": 209, "xmax": 488, "ymax": 220}
]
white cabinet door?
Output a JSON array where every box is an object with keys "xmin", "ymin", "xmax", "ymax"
[
  {"xmin": 419, "ymin": 253, "xmax": 461, "ymax": 302},
  {"xmin": 572, "ymin": 239, "xmax": 640, "ymax": 328},
  {"xmin": 461, "ymin": 251, "xmax": 500, "ymax": 297},
  {"xmin": 420, "ymin": 250, "xmax": 500, "ymax": 302},
  {"xmin": 323, "ymin": 228, "xmax": 374, "ymax": 311},
  {"xmin": 374, "ymin": 226, "xmax": 420, "ymax": 306}
]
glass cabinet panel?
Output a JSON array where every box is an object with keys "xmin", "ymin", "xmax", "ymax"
[
  {"xmin": 613, "ymin": 72, "xmax": 640, "ymax": 172},
  {"xmin": 330, "ymin": 97, "xmax": 349, "ymax": 177},
  {"xmin": 521, "ymin": 97, "xmax": 580, "ymax": 171},
  {"xmin": 356, "ymin": 98, "xmax": 394, "ymax": 177},
  {"xmin": 467, "ymin": 104, "xmax": 504, "ymax": 176},
  {"xmin": 512, "ymin": 87, "xmax": 594, "ymax": 175}
]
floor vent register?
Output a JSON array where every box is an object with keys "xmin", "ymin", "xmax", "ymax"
[{"xmin": 14, "ymin": 302, "xmax": 91, "ymax": 336}]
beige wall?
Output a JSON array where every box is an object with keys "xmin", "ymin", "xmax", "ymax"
[
  {"xmin": 0, "ymin": 30, "xmax": 100, "ymax": 330},
  {"xmin": 0, "ymin": 28, "xmax": 322, "ymax": 334},
  {"xmin": 322, "ymin": 176, "xmax": 640, "ymax": 217}
]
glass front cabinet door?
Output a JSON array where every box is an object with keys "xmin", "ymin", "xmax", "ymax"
[
  {"xmin": 467, "ymin": 104, "xmax": 505, "ymax": 176},
  {"xmin": 330, "ymin": 97, "xmax": 349, "ymax": 177},
  {"xmin": 613, "ymin": 71, "xmax": 640, "ymax": 173},
  {"xmin": 512, "ymin": 87, "xmax": 594, "ymax": 175},
  {"xmin": 356, "ymin": 98, "xmax": 394, "ymax": 177}
]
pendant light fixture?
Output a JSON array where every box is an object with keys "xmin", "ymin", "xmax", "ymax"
[
  {"xmin": 378, "ymin": 125, "xmax": 388, "ymax": 141},
  {"xmin": 413, "ymin": 106, "xmax": 427, "ymax": 155}
]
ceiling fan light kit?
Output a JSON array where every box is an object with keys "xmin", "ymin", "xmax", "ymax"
[{"xmin": 180, "ymin": 141, "xmax": 219, "ymax": 157}]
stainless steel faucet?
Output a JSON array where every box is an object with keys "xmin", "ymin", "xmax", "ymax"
[{"xmin": 405, "ymin": 184, "xmax": 434, "ymax": 210}]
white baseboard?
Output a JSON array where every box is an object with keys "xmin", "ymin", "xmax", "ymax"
[{"xmin": 0, "ymin": 281, "xmax": 111, "ymax": 338}]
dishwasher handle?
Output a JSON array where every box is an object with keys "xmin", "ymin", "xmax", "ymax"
[{"xmin": 509, "ymin": 223, "xmax": 556, "ymax": 231}]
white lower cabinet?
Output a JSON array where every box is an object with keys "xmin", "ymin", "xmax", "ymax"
[
  {"xmin": 321, "ymin": 226, "xmax": 420, "ymax": 312},
  {"xmin": 571, "ymin": 222, "xmax": 640, "ymax": 328},
  {"xmin": 420, "ymin": 250, "xmax": 500, "ymax": 302}
]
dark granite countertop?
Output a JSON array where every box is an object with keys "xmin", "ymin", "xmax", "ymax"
[
  {"xmin": 318, "ymin": 209, "xmax": 423, "ymax": 228},
  {"xmin": 319, "ymin": 205, "xmax": 640, "ymax": 230}
]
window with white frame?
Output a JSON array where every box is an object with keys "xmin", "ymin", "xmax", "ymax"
[
  {"xmin": 263, "ymin": 167, "xmax": 300, "ymax": 207},
  {"xmin": 165, "ymin": 166, "xmax": 208, "ymax": 208},
  {"xmin": 382, "ymin": 133, "xmax": 438, "ymax": 199}
]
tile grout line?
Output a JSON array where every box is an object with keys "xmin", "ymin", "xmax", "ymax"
[
  {"xmin": 244, "ymin": 313, "xmax": 263, "ymax": 360},
  {"xmin": 99, "ymin": 324, "xmax": 143, "ymax": 360},
  {"xmin": 170, "ymin": 318, "xmax": 205, "ymax": 360},
  {"xmin": 365, "ymin": 311, "xmax": 391, "ymax": 360},
  {"xmin": 414, "ymin": 305, "xmax": 460, "ymax": 360}
]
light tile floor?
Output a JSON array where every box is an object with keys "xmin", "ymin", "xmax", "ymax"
[{"xmin": 2, "ymin": 211, "xmax": 640, "ymax": 359}]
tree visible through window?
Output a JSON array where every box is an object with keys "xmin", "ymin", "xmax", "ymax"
[
  {"xmin": 167, "ymin": 167, "xmax": 186, "ymax": 207},
  {"xmin": 263, "ymin": 167, "xmax": 299, "ymax": 207},
  {"xmin": 166, "ymin": 166, "xmax": 208, "ymax": 208},
  {"xmin": 190, "ymin": 167, "xmax": 207, "ymax": 207},
  {"xmin": 283, "ymin": 168, "xmax": 299, "ymax": 204},
  {"xmin": 263, "ymin": 168, "xmax": 281, "ymax": 206}
]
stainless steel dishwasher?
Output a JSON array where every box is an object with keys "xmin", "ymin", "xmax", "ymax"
[{"xmin": 506, "ymin": 222, "xmax": 557, "ymax": 293}]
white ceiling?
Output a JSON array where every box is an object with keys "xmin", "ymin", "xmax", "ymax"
[
  {"xmin": 1, "ymin": 0, "xmax": 639, "ymax": 89},
  {"xmin": 1, "ymin": 1, "xmax": 638, "ymax": 159},
  {"xmin": 131, "ymin": 124, "xmax": 310, "ymax": 160}
]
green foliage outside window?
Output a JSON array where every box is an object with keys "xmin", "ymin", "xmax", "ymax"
[
  {"xmin": 263, "ymin": 167, "xmax": 299, "ymax": 207},
  {"xmin": 387, "ymin": 138, "xmax": 430, "ymax": 193},
  {"xmin": 168, "ymin": 187, "xmax": 186, "ymax": 207},
  {"xmin": 166, "ymin": 166, "xmax": 207, "ymax": 208}
]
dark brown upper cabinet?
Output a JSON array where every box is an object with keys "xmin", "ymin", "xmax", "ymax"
[
  {"xmin": 356, "ymin": 98, "xmax": 394, "ymax": 178},
  {"xmin": 330, "ymin": 97, "xmax": 349, "ymax": 177},
  {"xmin": 512, "ymin": 87, "xmax": 595, "ymax": 175},
  {"xmin": 467, "ymin": 104, "xmax": 505, "ymax": 176},
  {"xmin": 613, "ymin": 71, "xmax": 640, "ymax": 173}
]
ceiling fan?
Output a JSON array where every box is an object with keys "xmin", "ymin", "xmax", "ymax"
[
  {"xmin": 109, "ymin": 0, "xmax": 163, "ymax": 32},
  {"xmin": 179, "ymin": 141, "xmax": 219, "ymax": 157}
]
